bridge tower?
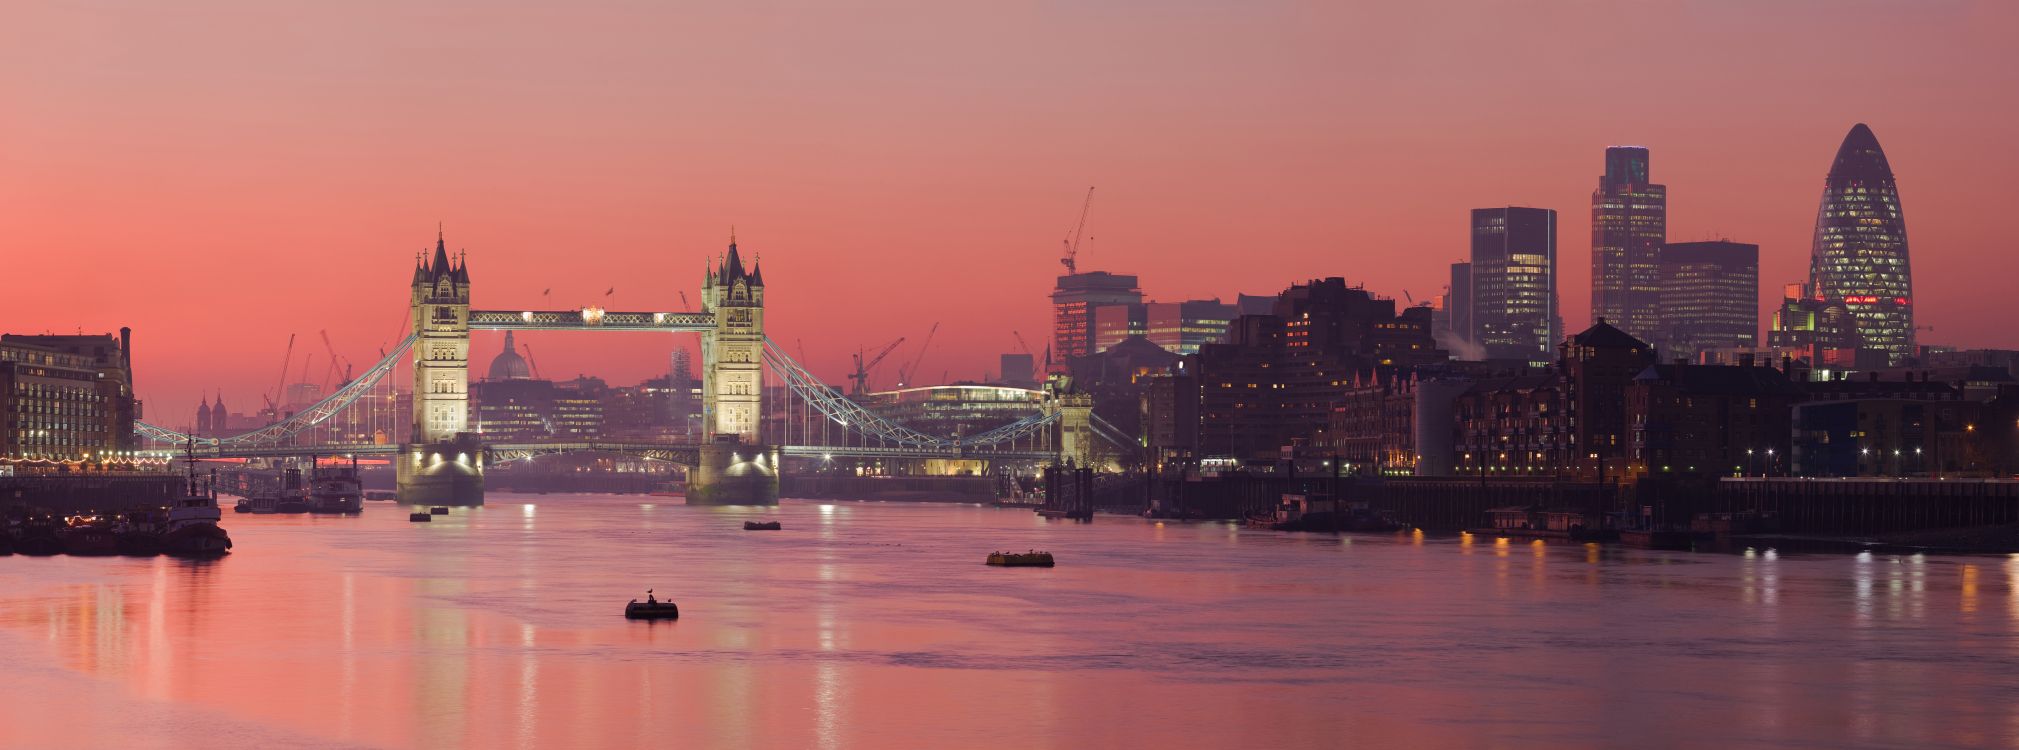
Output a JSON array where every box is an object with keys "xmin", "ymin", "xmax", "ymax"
[
  {"xmin": 397, "ymin": 233, "xmax": 485, "ymax": 505},
  {"xmin": 1049, "ymin": 375, "xmax": 1097, "ymax": 467},
  {"xmin": 689, "ymin": 237, "xmax": 779, "ymax": 505}
]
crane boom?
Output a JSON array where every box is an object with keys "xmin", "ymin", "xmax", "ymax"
[
  {"xmin": 1011, "ymin": 330, "xmax": 1033, "ymax": 355},
  {"xmin": 521, "ymin": 342, "xmax": 544, "ymax": 380},
  {"xmin": 267, "ymin": 333, "xmax": 296, "ymax": 414},
  {"xmin": 1060, "ymin": 187, "xmax": 1094, "ymax": 274},
  {"xmin": 900, "ymin": 322, "xmax": 940, "ymax": 387},
  {"xmin": 319, "ymin": 329, "xmax": 345, "ymax": 390},
  {"xmin": 849, "ymin": 337, "xmax": 905, "ymax": 395}
]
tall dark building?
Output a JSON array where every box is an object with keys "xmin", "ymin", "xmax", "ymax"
[
  {"xmin": 1590, "ymin": 146, "xmax": 1667, "ymax": 341},
  {"xmin": 1051, "ymin": 272, "xmax": 1142, "ymax": 361},
  {"xmin": 1443, "ymin": 261, "xmax": 1474, "ymax": 356},
  {"xmin": 1809, "ymin": 123, "xmax": 1915, "ymax": 365},
  {"xmin": 1470, "ymin": 207, "xmax": 1559, "ymax": 363},
  {"xmin": 1658, "ymin": 240, "xmax": 1759, "ymax": 360}
]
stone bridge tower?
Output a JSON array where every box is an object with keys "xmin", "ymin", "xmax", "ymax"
[
  {"xmin": 398, "ymin": 233, "xmax": 485, "ymax": 505},
  {"xmin": 690, "ymin": 237, "xmax": 779, "ymax": 505}
]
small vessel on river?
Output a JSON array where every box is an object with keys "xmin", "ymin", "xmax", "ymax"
[
  {"xmin": 307, "ymin": 459, "xmax": 364, "ymax": 514},
  {"xmin": 987, "ymin": 550, "xmax": 1056, "ymax": 567},
  {"xmin": 624, "ymin": 590, "xmax": 679, "ymax": 620},
  {"xmin": 744, "ymin": 521, "xmax": 782, "ymax": 531}
]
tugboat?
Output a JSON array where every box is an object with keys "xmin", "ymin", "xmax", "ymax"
[
  {"xmin": 14, "ymin": 518, "xmax": 63, "ymax": 556},
  {"xmin": 429, "ymin": 506, "xmax": 449, "ymax": 515},
  {"xmin": 161, "ymin": 453, "xmax": 232, "ymax": 557},
  {"xmin": 624, "ymin": 589, "xmax": 680, "ymax": 620},
  {"xmin": 743, "ymin": 520, "xmax": 782, "ymax": 531},
  {"xmin": 61, "ymin": 516, "xmax": 120, "ymax": 556},
  {"xmin": 986, "ymin": 550, "xmax": 1056, "ymax": 567},
  {"xmin": 307, "ymin": 457, "xmax": 364, "ymax": 514},
  {"xmin": 409, "ymin": 512, "xmax": 433, "ymax": 522}
]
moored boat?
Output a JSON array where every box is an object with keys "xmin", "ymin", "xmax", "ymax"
[
  {"xmin": 409, "ymin": 512, "xmax": 433, "ymax": 522},
  {"xmin": 62, "ymin": 521, "xmax": 120, "ymax": 556},
  {"xmin": 307, "ymin": 459, "xmax": 364, "ymax": 514},
  {"xmin": 429, "ymin": 506, "xmax": 449, "ymax": 515},
  {"xmin": 161, "ymin": 457, "xmax": 232, "ymax": 557},
  {"xmin": 744, "ymin": 521, "xmax": 782, "ymax": 531},
  {"xmin": 986, "ymin": 550, "xmax": 1056, "ymax": 567}
]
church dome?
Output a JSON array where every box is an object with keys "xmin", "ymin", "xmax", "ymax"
[{"xmin": 488, "ymin": 331, "xmax": 533, "ymax": 380}]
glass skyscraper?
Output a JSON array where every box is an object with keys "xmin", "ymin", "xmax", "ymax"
[
  {"xmin": 1809, "ymin": 123, "xmax": 1914, "ymax": 365},
  {"xmin": 1470, "ymin": 207, "xmax": 1559, "ymax": 363},
  {"xmin": 1590, "ymin": 146, "xmax": 1667, "ymax": 342}
]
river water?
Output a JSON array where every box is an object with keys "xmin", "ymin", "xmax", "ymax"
[{"xmin": 1, "ymin": 494, "xmax": 2016, "ymax": 749}]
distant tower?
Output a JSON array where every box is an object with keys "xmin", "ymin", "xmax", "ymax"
[
  {"xmin": 701, "ymin": 239, "xmax": 765, "ymax": 443},
  {"xmin": 689, "ymin": 234, "xmax": 778, "ymax": 505},
  {"xmin": 1590, "ymin": 146, "xmax": 1667, "ymax": 341},
  {"xmin": 213, "ymin": 393, "xmax": 227, "ymax": 434},
  {"xmin": 1809, "ymin": 123, "xmax": 1915, "ymax": 365},
  {"xmin": 410, "ymin": 233, "xmax": 472, "ymax": 443},
  {"xmin": 196, "ymin": 396, "xmax": 212, "ymax": 436}
]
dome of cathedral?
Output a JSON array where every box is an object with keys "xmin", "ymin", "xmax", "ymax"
[{"xmin": 488, "ymin": 331, "xmax": 533, "ymax": 380}]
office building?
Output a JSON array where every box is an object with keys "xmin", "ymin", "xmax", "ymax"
[
  {"xmin": 1470, "ymin": 207, "xmax": 1560, "ymax": 363},
  {"xmin": 1658, "ymin": 240, "xmax": 1759, "ymax": 360},
  {"xmin": 1, "ymin": 330, "xmax": 139, "ymax": 460},
  {"xmin": 1808, "ymin": 123, "xmax": 1916, "ymax": 365},
  {"xmin": 1051, "ymin": 271, "xmax": 1142, "ymax": 360},
  {"xmin": 1590, "ymin": 147, "xmax": 1668, "ymax": 341}
]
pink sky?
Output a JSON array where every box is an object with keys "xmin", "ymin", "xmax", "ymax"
[{"xmin": 3, "ymin": 1, "xmax": 2017, "ymax": 425}]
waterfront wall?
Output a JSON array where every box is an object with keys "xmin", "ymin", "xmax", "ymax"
[
  {"xmin": 782, "ymin": 474, "xmax": 997, "ymax": 502},
  {"xmin": 1707, "ymin": 478, "xmax": 2019, "ymax": 535},
  {"xmin": 0, "ymin": 474, "xmax": 183, "ymax": 513}
]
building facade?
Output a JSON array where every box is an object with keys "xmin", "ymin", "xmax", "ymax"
[
  {"xmin": 1808, "ymin": 123, "xmax": 1915, "ymax": 365},
  {"xmin": 1051, "ymin": 271, "xmax": 1143, "ymax": 360},
  {"xmin": 1, "ymin": 330, "xmax": 138, "ymax": 462},
  {"xmin": 1590, "ymin": 146, "xmax": 1667, "ymax": 341},
  {"xmin": 1470, "ymin": 207, "xmax": 1560, "ymax": 363},
  {"xmin": 1657, "ymin": 240, "xmax": 1759, "ymax": 360}
]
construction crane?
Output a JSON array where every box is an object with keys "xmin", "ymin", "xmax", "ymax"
[
  {"xmin": 899, "ymin": 322, "xmax": 940, "ymax": 387},
  {"xmin": 265, "ymin": 333, "xmax": 296, "ymax": 417},
  {"xmin": 522, "ymin": 341, "xmax": 545, "ymax": 380},
  {"xmin": 849, "ymin": 337, "xmax": 905, "ymax": 396},
  {"xmin": 1011, "ymin": 330, "xmax": 1033, "ymax": 355},
  {"xmin": 679, "ymin": 290, "xmax": 693, "ymax": 311},
  {"xmin": 318, "ymin": 329, "xmax": 350, "ymax": 390},
  {"xmin": 1059, "ymin": 186, "xmax": 1095, "ymax": 274}
]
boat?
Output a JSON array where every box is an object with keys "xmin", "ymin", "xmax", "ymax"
[
  {"xmin": 161, "ymin": 456, "xmax": 232, "ymax": 557},
  {"xmin": 61, "ymin": 520, "xmax": 120, "ymax": 556},
  {"xmin": 409, "ymin": 512, "xmax": 433, "ymax": 522},
  {"xmin": 624, "ymin": 591, "xmax": 679, "ymax": 620},
  {"xmin": 364, "ymin": 490, "xmax": 398, "ymax": 501},
  {"xmin": 986, "ymin": 550, "xmax": 1056, "ymax": 567},
  {"xmin": 307, "ymin": 460, "xmax": 364, "ymax": 514},
  {"xmin": 232, "ymin": 499, "xmax": 253, "ymax": 513},
  {"xmin": 429, "ymin": 506, "xmax": 449, "ymax": 515},
  {"xmin": 744, "ymin": 521, "xmax": 782, "ymax": 531},
  {"xmin": 116, "ymin": 524, "xmax": 164, "ymax": 556},
  {"xmin": 14, "ymin": 522, "xmax": 63, "ymax": 556},
  {"xmin": 274, "ymin": 495, "xmax": 310, "ymax": 514}
]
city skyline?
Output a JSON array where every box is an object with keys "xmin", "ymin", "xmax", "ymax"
[{"xmin": 4, "ymin": 2, "xmax": 2016, "ymax": 422}]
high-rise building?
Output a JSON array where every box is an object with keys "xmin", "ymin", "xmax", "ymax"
[
  {"xmin": 1808, "ymin": 123, "xmax": 1915, "ymax": 365},
  {"xmin": 1470, "ymin": 207, "xmax": 1559, "ymax": 363},
  {"xmin": 1442, "ymin": 261, "xmax": 1474, "ymax": 356},
  {"xmin": 999, "ymin": 353, "xmax": 1036, "ymax": 388},
  {"xmin": 1051, "ymin": 272, "xmax": 1142, "ymax": 360},
  {"xmin": 1657, "ymin": 240, "xmax": 1759, "ymax": 360},
  {"xmin": 1590, "ymin": 147, "xmax": 1667, "ymax": 341},
  {"xmin": 1092, "ymin": 302, "xmax": 1147, "ymax": 352},
  {"xmin": 1145, "ymin": 299, "xmax": 1237, "ymax": 355}
]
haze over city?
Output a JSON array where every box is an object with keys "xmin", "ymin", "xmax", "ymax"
[{"xmin": 4, "ymin": 1, "xmax": 2017, "ymax": 419}]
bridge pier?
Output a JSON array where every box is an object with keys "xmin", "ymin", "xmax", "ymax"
[
  {"xmin": 397, "ymin": 436, "xmax": 486, "ymax": 506},
  {"xmin": 686, "ymin": 441, "xmax": 779, "ymax": 505}
]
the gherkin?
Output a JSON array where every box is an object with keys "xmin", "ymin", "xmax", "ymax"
[{"xmin": 1809, "ymin": 123, "xmax": 1914, "ymax": 365}]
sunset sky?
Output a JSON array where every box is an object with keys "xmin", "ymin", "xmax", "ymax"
[{"xmin": 4, "ymin": 1, "xmax": 2016, "ymax": 425}]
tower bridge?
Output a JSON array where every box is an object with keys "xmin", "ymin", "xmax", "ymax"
[{"xmin": 134, "ymin": 233, "xmax": 1128, "ymax": 506}]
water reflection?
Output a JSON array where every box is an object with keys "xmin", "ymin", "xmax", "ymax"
[{"xmin": 2, "ymin": 495, "xmax": 2018, "ymax": 749}]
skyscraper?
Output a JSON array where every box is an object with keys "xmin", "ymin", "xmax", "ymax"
[
  {"xmin": 1470, "ymin": 207, "xmax": 1559, "ymax": 362},
  {"xmin": 1051, "ymin": 271, "xmax": 1142, "ymax": 360},
  {"xmin": 1657, "ymin": 240, "xmax": 1759, "ymax": 360},
  {"xmin": 1590, "ymin": 146, "xmax": 1667, "ymax": 341},
  {"xmin": 1808, "ymin": 123, "xmax": 1915, "ymax": 365}
]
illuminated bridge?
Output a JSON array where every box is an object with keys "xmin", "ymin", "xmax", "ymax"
[{"xmin": 135, "ymin": 234, "xmax": 1130, "ymax": 505}]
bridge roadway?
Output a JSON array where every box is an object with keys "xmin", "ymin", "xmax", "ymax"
[{"xmin": 183, "ymin": 442, "xmax": 1056, "ymax": 463}]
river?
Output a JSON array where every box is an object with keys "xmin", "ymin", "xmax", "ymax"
[{"xmin": 1, "ymin": 494, "xmax": 2015, "ymax": 749}]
